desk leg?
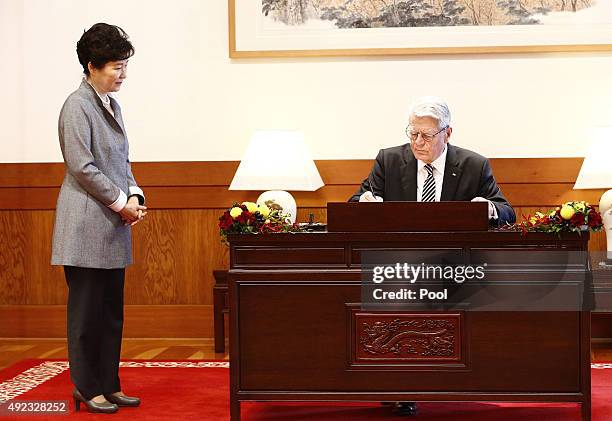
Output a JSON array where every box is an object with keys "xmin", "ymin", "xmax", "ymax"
[
  {"xmin": 213, "ymin": 287, "xmax": 225, "ymax": 353},
  {"xmin": 580, "ymin": 311, "xmax": 591, "ymax": 421},
  {"xmin": 581, "ymin": 399, "xmax": 591, "ymax": 421},
  {"xmin": 230, "ymin": 399, "xmax": 241, "ymax": 421}
]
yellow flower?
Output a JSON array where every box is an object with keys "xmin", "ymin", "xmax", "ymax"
[
  {"xmin": 257, "ymin": 204, "xmax": 271, "ymax": 217},
  {"xmin": 560, "ymin": 205, "xmax": 575, "ymax": 220},
  {"xmin": 229, "ymin": 207, "xmax": 243, "ymax": 218},
  {"xmin": 529, "ymin": 216, "xmax": 537, "ymax": 224},
  {"xmin": 265, "ymin": 219, "xmax": 270, "ymax": 224},
  {"xmin": 574, "ymin": 202, "xmax": 586, "ymax": 212},
  {"xmin": 242, "ymin": 202, "xmax": 258, "ymax": 213}
]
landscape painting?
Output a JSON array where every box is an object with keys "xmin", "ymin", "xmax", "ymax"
[
  {"xmin": 229, "ymin": 0, "xmax": 612, "ymax": 56},
  {"xmin": 262, "ymin": 0, "xmax": 596, "ymax": 28}
]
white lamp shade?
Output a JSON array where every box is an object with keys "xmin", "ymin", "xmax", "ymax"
[
  {"xmin": 574, "ymin": 127, "xmax": 612, "ymax": 189},
  {"xmin": 229, "ymin": 130, "xmax": 324, "ymax": 191}
]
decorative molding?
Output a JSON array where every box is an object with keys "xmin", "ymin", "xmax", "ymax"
[
  {"xmin": 0, "ymin": 305, "xmax": 216, "ymax": 339},
  {"xmin": 359, "ymin": 317, "xmax": 459, "ymax": 359},
  {"xmin": 0, "ymin": 159, "xmax": 606, "ymax": 209},
  {"xmin": 346, "ymin": 306, "xmax": 468, "ymax": 369}
]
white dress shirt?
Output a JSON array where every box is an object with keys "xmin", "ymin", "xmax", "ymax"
[
  {"xmin": 416, "ymin": 145, "xmax": 447, "ymax": 202},
  {"xmin": 415, "ymin": 145, "xmax": 497, "ymax": 219},
  {"xmin": 86, "ymin": 79, "xmax": 115, "ymax": 117}
]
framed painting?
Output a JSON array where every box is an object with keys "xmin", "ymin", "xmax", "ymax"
[{"xmin": 228, "ymin": 0, "xmax": 612, "ymax": 57}]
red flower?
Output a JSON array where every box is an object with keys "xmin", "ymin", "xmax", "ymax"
[
  {"xmin": 588, "ymin": 211, "xmax": 602, "ymax": 228},
  {"xmin": 570, "ymin": 213, "xmax": 585, "ymax": 226},
  {"xmin": 236, "ymin": 211, "xmax": 252, "ymax": 224},
  {"xmin": 219, "ymin": 212, "xmax": 233, "ymax": 230}
]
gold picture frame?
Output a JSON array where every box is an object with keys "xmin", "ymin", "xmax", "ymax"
[{"xmin": 229, "ymin": 0, "xmax": 612, "ymax": 57}]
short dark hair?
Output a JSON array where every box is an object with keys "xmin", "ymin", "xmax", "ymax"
[{"xmin": 76, "ymin": 23, "xmax": 134, "ymax": 75}]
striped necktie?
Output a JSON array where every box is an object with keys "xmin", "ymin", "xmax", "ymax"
[{"xmin": 422, "ymin": 164, "xmax": 436, "ymax": 202}]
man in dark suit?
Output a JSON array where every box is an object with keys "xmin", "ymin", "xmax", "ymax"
[
  {"xmin": 349, "ymin": 97, "xmax": 515, "ymax": 416},
  {"xmin": 349, "ymin": 96, "xmax": 515, "ymax": 226}
]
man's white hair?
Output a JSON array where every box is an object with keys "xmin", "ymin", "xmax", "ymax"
[{"xmin": 409, "ymin": 96, "xmax": 451, "ymax": 129}]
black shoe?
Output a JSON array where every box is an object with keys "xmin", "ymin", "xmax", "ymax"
[
  {"xmin": 73, "ymin": 389, "xmax": 118, "ymax": 414},
  {"xmin": 394, "ymin": 401, "xmax": 418, "ymax": 416},
  {"xmin": 105, "ymin": 393, "xmax": 141, "ymax": 407}
]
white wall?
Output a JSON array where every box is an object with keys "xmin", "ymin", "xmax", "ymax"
[{"xmin": 1, "ymin": 0, "xmax": 611, "ymax": 163}]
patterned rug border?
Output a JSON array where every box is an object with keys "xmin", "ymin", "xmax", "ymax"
[
  {"xmin": 592, "ymin": 363, "xmax": 612, "ymax": 369},
  {"xmin": 0, "ymin": 360, "xmax": 229, "ymax": 403},
  {"xmin": 2, "ymin": 360, "xmax": 611, "ymax": 403}
]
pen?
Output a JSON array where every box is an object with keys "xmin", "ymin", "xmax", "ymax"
[{"xmin": 367, "ymin": 176, "xmax": 375, "ymax": 196}]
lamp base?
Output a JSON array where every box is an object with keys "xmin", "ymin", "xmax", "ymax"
[
  {"xmin": 600, "ymin": 189, "xmax": 612, "ymax": 270},
  {"xmin": 257, "ymin": 190, "xmax": 297, "ymax": 224}
]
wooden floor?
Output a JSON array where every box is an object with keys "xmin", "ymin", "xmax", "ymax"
[
  {"xmin": 0, "ymin": 339, "xmax": 228, "ymax": 371},
  {"xmin": 592, "ymin": 341, "xmax": 612, "ymax": 361},
  {"xmin": 1, "ymin": 339, "xmax": 611, "ymax": 372}
]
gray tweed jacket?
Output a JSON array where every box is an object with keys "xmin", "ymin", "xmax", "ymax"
[{"xmin": 51, "ymin": 80, "xmax": 144, "ymax": 269}]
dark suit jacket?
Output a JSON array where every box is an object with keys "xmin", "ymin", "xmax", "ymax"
[{"xmin": 348, "ymin": 143, "xmax": 516, "ymax": 225}]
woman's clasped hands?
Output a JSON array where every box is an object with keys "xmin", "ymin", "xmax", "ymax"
[{"xmin": 119, "ymin": 196, "xmax": 147, "ymax": 226}]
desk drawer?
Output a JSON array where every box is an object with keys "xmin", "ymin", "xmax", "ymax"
[{"xmin": 233, "ymin": 246, "xmax": 346, "ymax": 268}]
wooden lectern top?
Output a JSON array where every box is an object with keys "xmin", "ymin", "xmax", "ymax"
[{"xmin": 326, "ymin": 201, "xmax": 489, "ymax": 232}]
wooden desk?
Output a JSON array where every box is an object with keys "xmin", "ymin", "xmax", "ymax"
[{"xmin": 228, "ymin": 231, "xmax": 591, "ymax": 420}]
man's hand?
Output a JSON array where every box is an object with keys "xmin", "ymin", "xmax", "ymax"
[
  {"xmin": 471, "ymin": 197, "xmax": 497, "ymax": 219},
  {"xmin": 119, "ymin": 196, "xmax": 147, "ymax": 226},
  {"xmin": 359, "ymin": 191, "xmax": 384, "ymax": 202}
]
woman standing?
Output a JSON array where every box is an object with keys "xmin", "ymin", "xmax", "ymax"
[{"xmin": 51, "ymin": 23, "xmax": 147, "ymax": 414}]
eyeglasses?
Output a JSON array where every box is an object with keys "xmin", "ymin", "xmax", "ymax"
[{"xmin": 405, "ymin": 125, "xmax": 449, "ymax": 142}]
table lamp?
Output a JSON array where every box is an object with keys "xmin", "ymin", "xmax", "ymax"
[
  {"xmin": 574, "ymin": 127, "xmax": 612, "ymax": 265},
  {"xmin": 229, "ymin": 130, "xmax": 324, "ymax": 224}
]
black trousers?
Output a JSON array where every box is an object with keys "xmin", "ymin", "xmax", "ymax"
[{"xmin": 64, "ymin": 266, "xmax": 125, "ymax": 400}]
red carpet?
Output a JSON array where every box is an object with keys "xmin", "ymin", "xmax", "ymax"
[{"xmin": 1, "ymin": 359, "xmax": 611, "ymax": 420}]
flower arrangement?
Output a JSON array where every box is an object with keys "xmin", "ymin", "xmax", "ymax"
[
  {"xmin": 518, "ymin": 201, "xmax": 603, "ymax": 235},
  {"xmin": 219, "ymin": 201, "xmax": 298, "ymax": 244}
]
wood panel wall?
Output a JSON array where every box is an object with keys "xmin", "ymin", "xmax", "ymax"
[{"xmin": 0, "ymin": 159, "xmax": 607, "ymax": 339}]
